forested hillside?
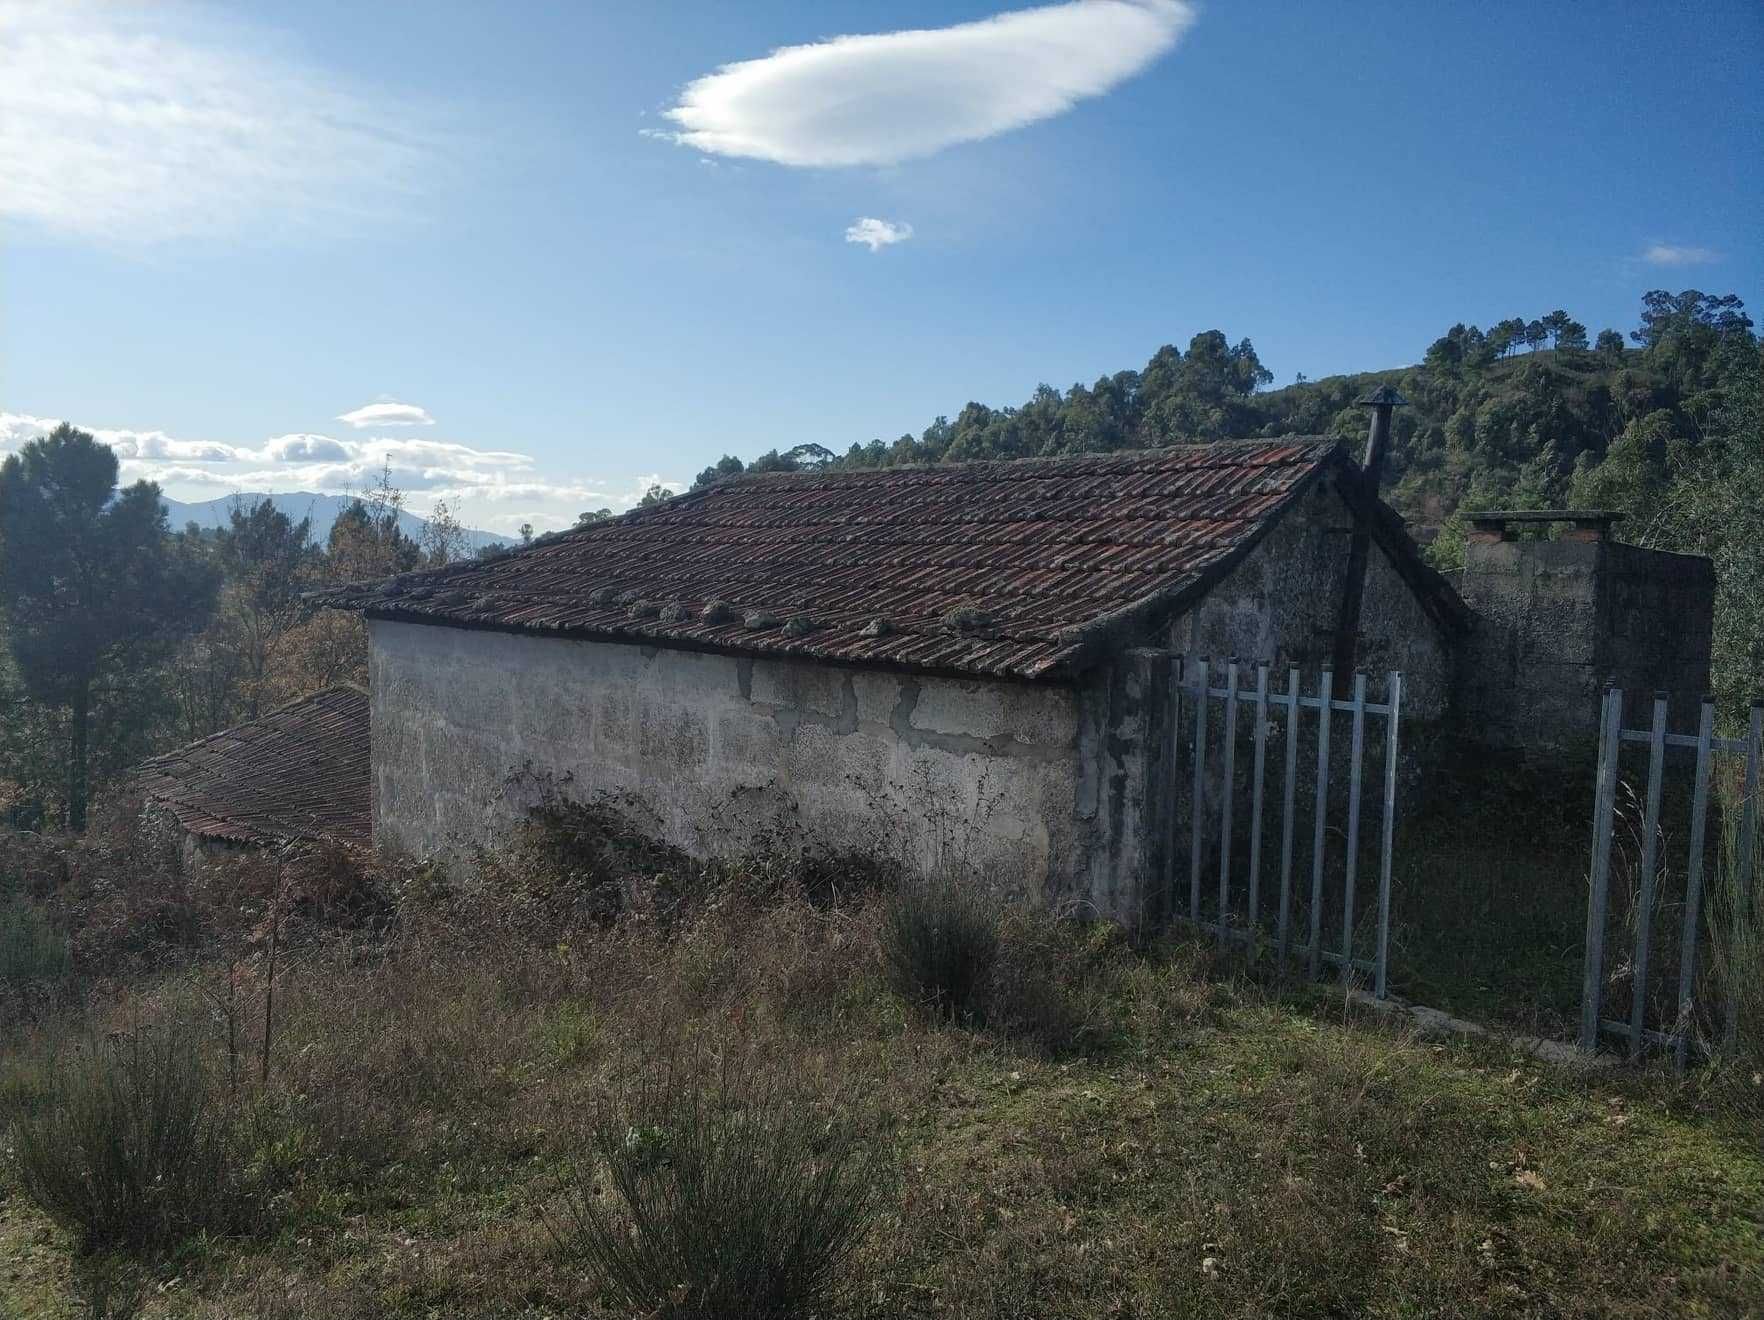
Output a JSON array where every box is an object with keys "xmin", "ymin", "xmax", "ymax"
[{"xmin": 695, "ymin": 289, "xmax": 1762, "ymax": 709}]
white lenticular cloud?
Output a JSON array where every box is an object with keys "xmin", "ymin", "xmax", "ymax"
[
  {"xmin": 336, "ymin": 401, "xmax": 437, "ymax": 429},
  {"xmin": 1640, "ymin": 242, "xmax": 1721, "ymax": 268},
  {"xmin": 0, "ymin": 0, "xmax": 440, "ymax": 245},
  {"xmin": 845, "ymin": 217, "xmax": 914, "ymax": 251},
  {"xmin": 660, "ymin": 0, "xmax": 1195, "ymax": 167}
]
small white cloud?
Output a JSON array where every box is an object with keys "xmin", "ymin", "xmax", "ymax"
[
  {"xmin": 336, "ymin": 401, "xmax": 436, "ymax": 429},
  {"xmin": 1640, "ymin": 242, "xmax": 1721, "ymax": 268},
  {"xmin": 845, "ymin": 216, "xmax": 914, "ymax": 252},
  {"xmin": 660, "ymin": 0, "xmax": 1196, "ymax": 168},
  {"xmin": 259, "ymin": 433, "xmax": 352, "ymax": 463}
]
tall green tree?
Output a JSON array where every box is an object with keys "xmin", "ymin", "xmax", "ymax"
[
  {"xmin": 1631, "ymin": 289, "xmax": 1754, "ymax": 348},
  {"xmin": 0, "ymin": 425, "xmax": 217, "ymax": 828},
  {"xmin": 1541, "ymin": 309, "xmax": 1588, "ymax": 350}
]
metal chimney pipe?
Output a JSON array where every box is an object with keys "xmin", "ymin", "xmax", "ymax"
[
  {"xmin": 1330, "ymin": 386, "xmax": 1409, "ymax": 695},
  {"xmin": 1355, "ymin": 385, "xmax": 1408, "ymax": 488}
]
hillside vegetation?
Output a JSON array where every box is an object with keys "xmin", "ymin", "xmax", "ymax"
[{"xmin": 695, "ymin": 290, "xmax": 1763, "ymax": 711}]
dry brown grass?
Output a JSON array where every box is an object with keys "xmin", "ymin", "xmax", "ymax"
[{"xmin": 0, "ymin": 806, "xmax": 1760, "ymax": 1317}]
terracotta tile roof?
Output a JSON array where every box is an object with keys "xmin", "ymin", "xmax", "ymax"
[
  {"xmin": 313, "ymin": 438, "xmax": 1461, "ymax": 681},
  {"xmin": 135, "ymin": 687, "xmax": 370, "ymax": 847}
]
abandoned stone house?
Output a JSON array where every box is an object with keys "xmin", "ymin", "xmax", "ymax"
[{"xmin": 140, "ymin": 422, "xmax": 1715, "ymax": 923}]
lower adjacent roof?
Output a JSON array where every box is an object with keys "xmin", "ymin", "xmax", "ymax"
[
  {"xmin": 135, "ymin": 687, "xmax": 370, "ymax": 848},
  {"xmin": 312, "ymin": 437, "xmax": 1464, "ymax": 681}
]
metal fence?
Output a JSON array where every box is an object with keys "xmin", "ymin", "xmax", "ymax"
[
  {"xmin": 1169, "ymin": 657, "xmax": 1403, "ymax": 998},
  {"xmin": 1582, "ymin": 687, "xmax": 1762, "ymax": 1066}
]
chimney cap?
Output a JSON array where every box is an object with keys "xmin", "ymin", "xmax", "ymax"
[{"xmin": 1354, "ymin": 385, "xmax": 1409, "ymax": 409}]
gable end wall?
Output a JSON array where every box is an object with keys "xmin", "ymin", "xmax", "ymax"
[{"xmin": 1161, "ymin": 475, "xmax": 1453, "ymax": 717}]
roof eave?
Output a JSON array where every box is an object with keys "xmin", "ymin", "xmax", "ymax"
[{"xmin": 358, "ymin": 605, "xmax": 1088, "ymax": 686}]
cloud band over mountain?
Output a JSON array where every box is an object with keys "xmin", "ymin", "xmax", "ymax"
[{"xmin": 0, "ymin": 411, "xmax": 674, "ymax": 535}]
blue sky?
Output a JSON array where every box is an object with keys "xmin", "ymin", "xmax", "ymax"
[{"xmin": 3, "ymin": 0, "xmax": 1759, "ymax": 534}]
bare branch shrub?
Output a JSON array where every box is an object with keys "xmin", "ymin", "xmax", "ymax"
[
  {"xmin": 8, "ymin": 1012, "xmax": 255, "ymax": 1252},
  {"xmin": 549, "ymin": 1039, "xmax": 885, "ymax": 1318}
]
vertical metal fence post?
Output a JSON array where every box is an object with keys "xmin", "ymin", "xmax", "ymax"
[
  {"xmin": 1217, "ymin": 660, "xmax": 1239, "ymax": 946},
  {"xmin": 1277, "ymin": 667, "xmax": 1300, "ymax": 962},
  {"xmin": 1581, "ymin": 685, "xmax": 1621, "ymax": 1053},
  {"xmin": 1247, "ymin": 663, "xmax": 1270, "ymax": 958},
  {"xmin": 1628, "ymin": 692, "xmax": 1670, "ymax": 1060},
  {"xmin": 1188, "ymin": 657, "xmax": 1209, "ymax": 926},
  {"xmin": 1308, "ymin": 668, "xmax": 1334, "ymax": 980},
  {"xmin": 1340, "ymin": 672, "xmax": 1368, "ymax": 985},
  {"xmin": 1673, "ymin": 696, "xmax": 1715, "ymax": 1071},
  {"xmin": 1375, "ymin": 671, "xmax": 1402, "ymax": 1000},
  {"xmin": 1165, "ymin": 656, "xmax": 1185, "ymax": 922},
  {"xmin": 1728, "ymin": 699, "xmax": 1763, "ymax": 1048}
]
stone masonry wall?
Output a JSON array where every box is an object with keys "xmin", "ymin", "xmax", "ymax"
[
  {"xmin": 1456, "ymin": 535, "xmax": 1714, "ymax": 752},
  {"xmin": 1162, "ymin": 474, "xmax": 1454, "ymax": 720},
  {"xmin": 367, "ymin": 619, "xmax": 1169, "ymax": 922}
]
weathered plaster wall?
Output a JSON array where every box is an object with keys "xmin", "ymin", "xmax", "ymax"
[
  {"xmin": 1162, "ymin": 476, "xmax": 1453, "ymax": 719},
  {"xmin": 1458, "ymin": 538, "xmax": 1602, "ymax": 752},
  {"xmin": 367, "ymin": 620, "xmax": 1167, "ymax": 921},
  {"xmin": 1457, "ymin": 536, "xmax": 1714, "ymax": 751}
]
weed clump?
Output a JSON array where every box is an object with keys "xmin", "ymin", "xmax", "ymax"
[
  {"xmin": 551, "ymin": 1045, "xmax": 884, "ymax": 1318},
  {"xmin": 8, "ymin": 1017, "xmax": 254, "ymax": 1252},
  {"xmin": 880, "ymin": 876, "xmax": 1000, "ymax": 1023}
]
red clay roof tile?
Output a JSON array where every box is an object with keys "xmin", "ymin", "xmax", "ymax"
[
  {"xmin": 135, "ymin": 687, "xmax": 370, "ymax": 847},
  {"xmin": 312, "ymin": 438, "xmax": 1417, "ymax": 680}
]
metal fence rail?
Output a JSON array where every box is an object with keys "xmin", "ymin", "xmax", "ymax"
[
  {"xmin": 1582, "ymin": 686, "xmax": 1763, "ymax": 1065},
  {"xmin": 1170, "ymin": 656, "xmax": 1403, "ymax": 998}
]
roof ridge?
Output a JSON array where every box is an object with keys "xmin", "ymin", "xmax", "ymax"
[{"xmin": 707, "ymin": 434, "xmax": 1339, "ymax": 490}]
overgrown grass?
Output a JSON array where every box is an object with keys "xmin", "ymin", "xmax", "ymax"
[
  {"xmin": 1706, "ymin": 809, "xmax": 1764, "ymax": 1069},
  {"xmin": 1385, "ymin": 743, "xmax": 1764, "ymax": 1076},
  {"xmin": 0, "ymin": 808, "xmax": 1759, "ymax": 1317}
]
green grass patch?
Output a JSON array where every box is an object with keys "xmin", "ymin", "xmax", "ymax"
[{"xmin": 0, "ymin": 876, "xmax": 1757, "ymax": 1317}]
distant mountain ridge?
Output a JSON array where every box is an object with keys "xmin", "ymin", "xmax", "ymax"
[{"xmin": 161, "ymin": 492, "xmax": 513, "ymax": 551}]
